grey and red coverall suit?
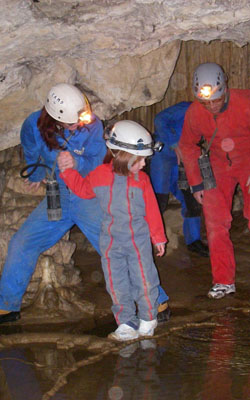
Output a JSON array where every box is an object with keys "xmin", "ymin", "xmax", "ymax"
[
  {"xmin": 179, "ymin": 89, "xmax": 250, "ymax": 285},
  {"xmin": 61, "ymin": 163, "xmax": 167, "ymax": 329}
]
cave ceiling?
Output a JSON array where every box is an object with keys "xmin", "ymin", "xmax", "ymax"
[{"xmin": 0, "ymin": 0, "xmax": 249, "ymax": 150}]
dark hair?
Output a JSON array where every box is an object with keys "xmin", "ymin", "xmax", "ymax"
[
  {"xmin": 103, "ymin": 148, "xmax": 143, "ymax": 176},
  {"xmin": 37, "ymin": 107, "xmax": 66, "ymax": 150}
]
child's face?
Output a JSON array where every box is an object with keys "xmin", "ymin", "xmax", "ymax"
[{"xmin": 130, "ymin": 157, "xmax": 146, "ymax": 174}]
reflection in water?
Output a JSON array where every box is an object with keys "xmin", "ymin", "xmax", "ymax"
[
  {"xmin": 0, "ymin": 312, "xmax": 249, "ymax": 400},
  {"xmin": 100, "ymin": 313, "xmax": 250, "ymax": 400},
  {"xmin": 0, "ymin": 349, "xmax": 43, "ymax": 400},
  {"xmin": 106, "ymin": 339, "xmax": 163, "ymax": 400},
  {"xmin": 201, "ymin": 315, "xmax": 250, "ymax": 400},
  {"xmin": 201, "ymin": 316, "xmax": 235, "ymax": 400},
  {"xmin": 0, "ymin": 348, "xmax": 68, "ymax": 400}
]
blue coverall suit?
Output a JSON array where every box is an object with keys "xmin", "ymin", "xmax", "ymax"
[
  {"xmin": 0, "ymin": 110, "xmax": 107, "ymax": 311},
  {"xmin": 0, "ymin": 110, "xmax": 168, "ymax": 312},
  {"xmin": 150, "ymin": 102, "xmax": 201, "ymax": 246}
]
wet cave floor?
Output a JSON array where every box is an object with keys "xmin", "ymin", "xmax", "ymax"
[{"xmin": 0, "ymin": 211, "xmax": 249, "ymax": 400}]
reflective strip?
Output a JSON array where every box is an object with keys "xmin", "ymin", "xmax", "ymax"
[
  {"xmin": 104, "ymin": 174, "xmax": 123, "ymax": 324},
  {"xmin": 126, "ymin": 177, "xmax": 153, "ymax": 320}
]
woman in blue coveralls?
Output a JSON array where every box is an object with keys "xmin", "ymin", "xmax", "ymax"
[
  {"xmin": 150, "ymin": 102, "xmax": 209, "ymax": 257},
  {"xmin": 0, "ymin": 83, "xmax": 106, "ymax": 323},
  {"xmin": 0, "ymin": 83, "xmax": 169, "ymax": 324}
]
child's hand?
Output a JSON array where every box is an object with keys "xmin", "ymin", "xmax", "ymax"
[
  {"xmin": 58, "ymin": 151, "xmax": 75, "ymax": 172},
  {"xmin": 155, "ymin": 243, "xmax": 165, "ymax": 257}
]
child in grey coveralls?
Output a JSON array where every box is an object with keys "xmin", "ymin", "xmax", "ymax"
[{"xmin": 59, "ymin": 120, "xmax": 167, "ymax": 341}]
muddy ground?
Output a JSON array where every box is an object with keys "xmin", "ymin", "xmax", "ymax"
[{"xmin": 0, "ymin": 209, "xmax": 249, "ymax": 400}]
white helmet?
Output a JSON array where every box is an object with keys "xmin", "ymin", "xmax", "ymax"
[
  {"xmin": 45, "ymin": 83, "xmax": 87, "ymax": 123},
  {"xmin": 106, "ymin": 120, "xmax": 155, "ymax": 156},
  {"xmin": 193, "ymin": 62, "xmax": 227, "ymax": 100}
]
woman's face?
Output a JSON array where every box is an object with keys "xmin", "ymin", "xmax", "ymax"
[
  {"xmin": 61, "ymin": 108, "xmax": 89, "ymax": 131},
  {"xmin": 130, "ymin": 157, "xmax": 146, "ymax": 174},
  {"xmin": 62, "ymin": 122, "xmax": 79, "ymax": 131}
]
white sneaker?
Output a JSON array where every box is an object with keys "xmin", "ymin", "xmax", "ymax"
[
  {"xmin": 138, "ymin": 319, "xmax": 157, "ymax": 337},
  {"xmin": 119, "ymin": 343, "xmax": 139, "ymax": 358},
  {"xmin": 140, "ymin": 339, "xmax": 157, "ymax": 350},
  {"xmin": 108, "ymin": 324, "xmax": 139, "ymax": 341},
  {"xmin": 208, "ymin": 283, "xmax": 236, "ymax": 299}
]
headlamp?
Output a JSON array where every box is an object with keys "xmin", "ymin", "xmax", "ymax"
[
  {"xmin": 107, "ymin": 135, "xmax": 163, "ymax": 152},
  {"xmin": 78, "ymin": 94, "xmax": 92, "ymax": 125},
  {"xmin": 79, "ymin": 110, "xmax": 92, "ymax": 125},
  {"xmin": 154, "ymin": 141, "xmax": 163, "ymax": 152},
  {"xmin": 199, "ymin": 85, "xmax": 213, "ymax": 99}
]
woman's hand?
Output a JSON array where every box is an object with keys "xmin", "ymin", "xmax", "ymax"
[{"xmin": 58, "ymin": 151, "xmax": 75, "ymax": 172}]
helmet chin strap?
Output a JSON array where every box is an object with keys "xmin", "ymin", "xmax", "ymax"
[
  {"xmin": 128, "ymin": 154, "xmax": 138, "ymax": 170},
  {"xmin": 109, "ymin": 148, "xmax": 138, "ymax": 171},
  {"xmin": 110, "ymin": 148, "xmax": 118, "ymax": 158}
]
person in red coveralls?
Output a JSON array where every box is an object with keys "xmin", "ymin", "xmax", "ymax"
[{"xmin": 179, "ymin": 62, "xmax": 250, "ymax": 299}]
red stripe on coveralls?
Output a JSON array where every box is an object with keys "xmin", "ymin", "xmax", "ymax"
[
  {"xmin": 104, "ymin": 175, "xmax": 123, "ymax": 324},
  {"xmin": 126, "ymin": 178, "xmax": 153, "ymax": 320}
]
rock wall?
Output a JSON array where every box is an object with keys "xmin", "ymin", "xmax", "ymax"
[
  {"xmin": 0, "ymin": 0, "xmax": 249, "ymax": 150},
  {"xmin": 0, "ymin": 146, "xmax": 95, "ymax": 321}
]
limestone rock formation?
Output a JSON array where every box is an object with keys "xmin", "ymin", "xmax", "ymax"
[{"xmin": 0, "ymin": 0, "xmax": 249, "ymax": 150}]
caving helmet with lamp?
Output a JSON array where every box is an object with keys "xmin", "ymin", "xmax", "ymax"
[
  {"xmin": 45, "ymin": 83, "xmax": 92, "ymax": 125},
  {"xmin": 192, "ymin": 62, "xmax": 227, "ymax": 100},
  {"xmin": 106, "ymin": 120, "xmax": 163, "ymax": 157}
]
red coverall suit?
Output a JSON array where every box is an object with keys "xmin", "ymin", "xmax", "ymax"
[{"xmin": 179, "ymin": 89, "xmax": 250, "ymax": 285}]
